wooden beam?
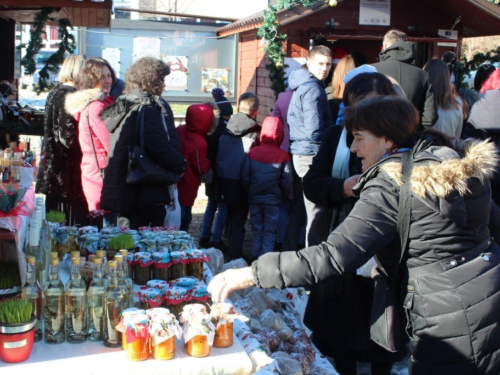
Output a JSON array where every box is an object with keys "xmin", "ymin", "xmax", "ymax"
[{"xmin": 0, "ymin": 0, "xmax": 111, "ymax": 9}]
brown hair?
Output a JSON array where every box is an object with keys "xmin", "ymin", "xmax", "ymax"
[
  {"xmin": 331, "ymin": 55, "xmax": 356, "ymax": 99},
  {"xmin": 78, "ymin": 57, "xmax": 116, "ymax": 90},
  {"xmin": 238, "ymin": 92, "xmax": 259, "ymax": 117},
  {"xmin": 307, "ymin": 45, "xmax": 332, "ymax": 62},
  {"xmin": 344, "ymin": 96, "xmax": 419, "ymax": 148},
  {"xmin": 424, "ymin": 59, "xmax": 459, "ymax": 110},
  {"xmin": 125, "ymin": 57, "xmax": 170, "ymax": 96},
  {"xmin": 343, "ymin": 72, "xmax": 397, "ymax": 107}
]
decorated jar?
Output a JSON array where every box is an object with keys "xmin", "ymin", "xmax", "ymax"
[
  {"xmin": 152, "ymin": 252, "xmax": 171, "ymax": 281},
  {"xmin": 56, "ymin": 226, "xmax": 79, "ymax": 260},
  {"xmin": 133, "ymin": 252, "xmax": 153, "ymax": 285},
  {"xmin": 139, "ymin": 229, "xmax": 156, "ymax": 239},
  {"xmin": 210, "ymin": 303, "xmax": 236, "ymax": 348},
  {"xmin": 77, "ymin": 234, "xmax": 100, "ymax": 259},
  {"xmin": 179, "ymin": 304, "xmax": 216, "ymax": 358},
  {"xmin": 120, "ymin": 308, "xmax": 145, "ymax": 350},
  {"xmin": 186, "ymin": 250, "xmax": 208, "ymax": 281},
  {"xmin": 47, "ymin": 222, "xmax": 60, "ymax": 254},
  {"xmin": 132, "ymin": 235, "xmax": 143, "ymax": 252},
  {"xmin": 140, "ymin": 238, "xmax": 157, "ymax": 254},
  {"xmin": 169, "ymin": 251, "xmax": 189, "ymax": 280},
  {"xmin": 147, "ymin": 308, "xmax": 182, "ymax": 360},
  {"xmin": 137, "ymin": 287, "xmax": 162, "ymax": 310},
  {"xmin": 101, "ymin": 227, "xmax": 121, "ymax": 236},
  {"xmin": 171, "ymin": 276, "xmax": 198, "ymax": 290},
  {"xmin": 156, "ymin": 236, "xmax": 171, "ymax": 253},
  {"xmin": 116, "ymin": 310, "xmax": 150, "ymax": 361},
  {"xmin": 78, "ymin": 226, "xmax": 98, "ymax": 238},
  {"xmin": 164, "ymin": 286, "xmax": 189, "ymax": 317},
  {"xmin": 189, "ymin": 285, "xmax": 212, "ymax": 307}
]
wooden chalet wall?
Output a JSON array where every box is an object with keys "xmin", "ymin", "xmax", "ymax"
[{"xmin": 238, "ymin": 30, "xmax": 274, "ymax": 124}]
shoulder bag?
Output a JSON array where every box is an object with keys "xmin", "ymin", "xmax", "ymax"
[
  {"xmin": 369, "ymin": 149, "xmax": 413, "ymax": 353},
  {"xmin": 126, "ymin": 105, "xmax": 181, "ymax": 186}
]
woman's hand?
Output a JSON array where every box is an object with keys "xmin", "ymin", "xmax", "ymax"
[
  {"xmin": 207, "ymin": 267, "xmax": 255, "ymax": 302},
  {"xmin": 343, "ymin": 174, "xmax": 361, "ymax": 197}
]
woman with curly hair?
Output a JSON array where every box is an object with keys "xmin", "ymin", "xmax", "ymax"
[{"xmin": 99, "ymin": 57, "xmax": 186, "ymax": 228}]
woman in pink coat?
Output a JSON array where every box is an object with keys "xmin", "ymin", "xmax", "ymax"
[{"xmin": 65, "ymin": 58, "xmax": 115, "ymax": 220}]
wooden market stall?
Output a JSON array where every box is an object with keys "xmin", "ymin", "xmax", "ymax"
[{"xmin": 216, "ymin": 0, "xmax": 500, "ymax": 123}]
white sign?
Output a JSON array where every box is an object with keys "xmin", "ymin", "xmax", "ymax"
[
  {"xmin": 359, "ymin": 0, "xmax": 391, "ymax": 26},
  {"xmin": 102, "ymin": 47, "xmax": 121, "ymax": 78},
  {"xmin": 132, "ymin": 37, "xmax": 161, "ymax": 61},
  {"xmin": 162, "ymin": 56, "xmax": 189, "ymax": 91}
]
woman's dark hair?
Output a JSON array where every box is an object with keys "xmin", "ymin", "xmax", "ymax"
[
  {"xmin": 342, "ymin": 72, "xmax": 397, "ymax": 106},
  {"xmin": 125, "ymin": 57, "xmax": 170, "ymax": 96},
  {"xmin": 78, "ymin": 57, "xmax": 116, "ymax": 90},
  {"xmin": 474, "ymin": 64, "xmax": 496, "ymax": 92},
  {"xmin": 344, "ymin": 96, "xmax": 419, "ymax": 148},
  {"xmin": 424, "ymin": 59, "xmax": 459, "ymax": 110}
]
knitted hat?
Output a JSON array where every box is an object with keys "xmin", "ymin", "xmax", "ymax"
[
  {"xmin": 212, "ymin": 88, "xmax": 233, "ymax": 117},
  {"xmin": 343, "ymin": 64, "xmax": 378, "ymax": 84}
]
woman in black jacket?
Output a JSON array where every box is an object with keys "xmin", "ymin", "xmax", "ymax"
[
  {"xmin": 210, "ymin": 96, "xmax": 500, "ymax": 375},
  {"xmin": 303, "ymin": 73, "xmax": 404, "ymax": 375},
  {"xmin": 99, "ymin": 57, "xmax": 186, "ymax": 228},
  {"xmin": 35, "ymin": 54, "xmax": 89, "ymax": 225}
]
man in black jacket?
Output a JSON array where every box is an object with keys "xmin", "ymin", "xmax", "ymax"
[{"xmin": 372, "ymin": 29, "xmax": 437, "ymax": 128}]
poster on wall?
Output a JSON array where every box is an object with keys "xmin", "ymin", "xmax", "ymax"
[
  {"xmin": 162, "ymin": 56, "xmax": 188, "ymax": 91},
  {"xmin": 102, "ymin": 47, "xmax": 121, "ymax": 78},
  {"xmin": 132, "ymin": 37, "xmax": 161, "ymax": 61},
  {"xmin": 359, "ymin": 0, "xmax": 391, "ymax": 26},
  {"xmin": 201, "ymin": 68, "xmax": 230, "ymax": 96}
]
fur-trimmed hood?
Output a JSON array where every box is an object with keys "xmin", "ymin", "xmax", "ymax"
[
  {"xmin": 64, "ymin": 88, "xmax": 106, "ymax": 117},
  {"xmin": 380, "ymin": 138, "xmax": 499, "ymax": 199}
]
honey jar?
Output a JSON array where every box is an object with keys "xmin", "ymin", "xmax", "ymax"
[
  {"xmin": 186, "ymin": 335, "xmax": 211, "ymax": 358},
  {"xmin": 211, "ymin": 303, "xmax": 236, "ymax": 348},
  {"xmin": 147, "ymin": 308, "xmax": 182, "ymax": 361}
]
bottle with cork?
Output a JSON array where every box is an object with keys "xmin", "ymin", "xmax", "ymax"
[
  {"xmin": 21, "ymin": 255, "xmax": 43, "ymax": 341},
  {"xmin": 65, "ymin": 257, "xmax": 87, "ymax": 343},
  {"xmin": 103, "ymin": 260, "xmax": 124, "ymax": 348},
  {"xmin": 44, "ymin": 257, "xmax": 65, "ymax": 344}
]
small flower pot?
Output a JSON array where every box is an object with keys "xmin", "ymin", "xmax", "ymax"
[{"xmin": 0, "ymin": 315, "xmax": 36, "ymax": 363}]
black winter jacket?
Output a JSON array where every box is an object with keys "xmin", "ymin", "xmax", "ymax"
[
  {"xmin": 253, "ymin": 136, "xmax": 500, "ymax": 374},
  {"xmin": 205, "ymin": 115, "xmax": 228, "ymax": 199},
  {"xmin": 99, "ymin": 90, "xmax": 186, "ymax": 215},
  {"xmin": 372, "ymin": 42, "xmax": 437, "ymax": 128},
  {"xmin": 36, "ymin": 84, "xmax": 85, "ymax": 201},
  {"xmin": 216, "ymin": 113, "xmax": 260, "ymax": 205}
]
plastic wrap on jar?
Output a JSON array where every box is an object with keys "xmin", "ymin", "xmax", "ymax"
[
  {"xmin": 77, "ymin": 234, "xmax": 100, "ymax": 256},
  {"xmin": 137, "ymin": 287, "xmax": 163, "ymax": 308},
  {"xmin": 156, "ymin": 236, "xmax": 171, "ymax": 253},
  {"xmin": 78, "ymin": 226, "xmax": 98, "ymax": 238},
  {"xmin": 56, "ymin": 226, "xmax": 79, "ymax": 259},
  {"xmin": 140, "ymin": 238, "xmax": 157, "ymax": 253}
]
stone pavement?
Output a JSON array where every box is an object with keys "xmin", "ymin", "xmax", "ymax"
[{"xmin": 187, "ymin": 185, "xmax": 254, "ymax": 261}]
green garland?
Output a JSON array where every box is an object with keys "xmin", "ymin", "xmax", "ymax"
[
  {"xmin": 486, "ymin": 0, "xmax": 500, "ymax": 5},
  {"xmin": 18, "ymin": 8, "xmax": 76, "ymax": 94},
  {"xmin": 258, "ymin": 0, "xmax": 324, "ymax": 98},
  {"xmin": 455, "ymin": 46, "xmax": 500, "ymax": 89}
]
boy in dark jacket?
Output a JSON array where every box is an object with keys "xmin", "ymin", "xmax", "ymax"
[
  {"xmin": 216, "ymin": 92, "xmax": 261, "ymax": 261},
  {"xmin": 242, "ymin": 117, "xmax": 292, "ymax": 259}
]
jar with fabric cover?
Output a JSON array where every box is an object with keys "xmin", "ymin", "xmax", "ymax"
[
  {"xmin": 138, "ymin": 287, "xmax": 162, "ymax": 310},
  {"xmin": 179, "ymin": 303, "xmax": 216, "ymax": 358},
  {"xmin": 56, "ymin": 226, "xmax": 79, "ymax": 260},
  {"xmin": 120, "ymin": 307, "xmax": 145, "ymax": 350},
  {"xmin": 77, "ymin": 234, "xmax": 100, "ymax": 260},
  {"xmin": 169, "ymin": 251, "xmax": 188, "ymax": 280},
  {"xmin": 164, "ymin": 286, "xmax": 189, "ymax": 317},
  {"xmin": 133, "ymin": 252, "xmax": 152, "ymax": 285},
  {"xmin": 156, "ymin": 236, "xmax": 171, "ymax": 253},
  {"xmin": 210, "ymin": 303, "xmax": 236, "ymax": 348},
  {"xmin": 186, "ymin": 250, "xmax": 208, "ymax": 280},
  {"xmin": 116, "ymin": 310, "xmax": 150, "ymax": 361},
  {"xmin": 188, "ymin": 285, "xmax": 211, "ymax": 307},
  {"xmin": 147, "ymin": 307, "xmax": 182, "ymax": 360},
  {"xmin": 152, "ymin": 252, "xmax": 171, "ymax": 281},
  {"xmin": 140, "ymin": 238, "xmax": 157, "ymax": 254}
]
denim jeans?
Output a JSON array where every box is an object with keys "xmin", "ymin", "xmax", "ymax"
[
  {"xmin": 276, "ymin": 200, "xmax": 291, "ymax": 244},
  {"xmin": 200, "ymin": 197, "xmax": 228, "ymax": 243},
  {"xmin": 180, "ymin": 205, "xmax": 192, "ymax": 232},
  {"xmin": 227, "ymin": 203, "xmax": 248, "ymax": 260},
  {"xmin": 250, "ymin": 204, "xmax": 280, "ymax": 258},
  {"xmin": 292, "ymin": 154, "xmax": 323, "ymax": 247},
  {"xmin": 283, "ymin": 163, "xmax": 307, "ymax": 250}
]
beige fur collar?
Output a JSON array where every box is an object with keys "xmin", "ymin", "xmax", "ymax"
[
  {"xmin": 380, "ymin": 139, "xmax": 499, "ymax": 198},
  {"xmin": 64, "ymin": 88, "xmax": 106, "ymax": 116}
]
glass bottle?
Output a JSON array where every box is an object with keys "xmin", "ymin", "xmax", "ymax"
[
  {"xmin": 65, "ymin": 257, "xmax": 87, "ymax": 343},
  {"xmin": 119, "ymin": 249, "xmax": 134, "ymax": 306},
  {"xmin": 103, "ymin": 260, "xmax": 124, "ymax": 348},
  {"xmin": 43, "ymin": 258, "xmax": 65, "ymax": 344},
  {"xmin": 87, "ymin": 257, "xmax": 105, "ymax": 342},
  {"xmin": 114, "ymin": 255, "xmax": 131, "ymax": 308},
  {"xmin": 21, "ymin": 255, "xmax": 43, "ymax": 342}
]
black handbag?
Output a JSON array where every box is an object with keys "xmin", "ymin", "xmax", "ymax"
[
  {"xmin": 370, "ymin": 149, "xmax": 413, "ymax": 353},
  {"xmin": 126, "ymin": 105, "xmax": 181, "ymax": 186}
]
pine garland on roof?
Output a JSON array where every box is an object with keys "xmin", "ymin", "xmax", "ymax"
[{"xmin": 258, "ymin": 0, "xmax": 324, "ymax": 98}]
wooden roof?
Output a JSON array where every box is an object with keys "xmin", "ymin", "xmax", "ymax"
[
  {"xmin": 217, "ymin": 0, "xmax": 500, "ymax": 38},
  {"xmin": 0, "ymin": 0, "xmax": 112, "ymax": 28}
]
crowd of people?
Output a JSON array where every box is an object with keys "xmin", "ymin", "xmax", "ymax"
[{"xmin": 36, "ymin": 28, "xmax": 500, "ymax": 374}]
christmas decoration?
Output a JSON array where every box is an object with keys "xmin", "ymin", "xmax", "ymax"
[
  {"xmin": 18, "ymin": 8, "xmax": 76, "ymax": 94},
  {"xmin": 456, "ymin": 46, "xmax": 500, "ymax": 89},
  {"xmin": 258, "ymin": 0, "xmax": 324, "ymax": 98}
]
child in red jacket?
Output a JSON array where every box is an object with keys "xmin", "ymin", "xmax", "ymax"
[{"xmin": 176, "ymin": 103, "xmax": 218, "ymax": 231}]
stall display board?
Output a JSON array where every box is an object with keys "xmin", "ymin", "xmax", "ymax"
[
  {"xmin": 201, "ymin": 68, "xmax": 229, "ymax": 96},
  {"xmin": 359, "ymin": 0, "xmax": 391, "ymax": 26}
]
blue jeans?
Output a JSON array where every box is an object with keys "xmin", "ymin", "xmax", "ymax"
[
  {"xmin": 250, "ymin": 205, "xmax": 280, "ymax": 258},
  {"xmin": 283, "ymin": 163, "xmax": 307, "ymax": 250},
  {"xmin": 276, "ymin": 200, "xmax": 290, "ymax": 244},
  {"xmin": 227, "ymin": 203, "xmax": 248, "ymax": 260},
  {"xmin": 180, "ymin": 205, "xmax": 192, "ymax": 232},
  {"xmin": 200, "ymin": 198, "xmax": 228, "ymax": 243}
]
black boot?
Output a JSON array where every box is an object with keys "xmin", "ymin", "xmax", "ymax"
[{"xmin": 198, "ymin": 237, "xmax": 210, "ymax": 249}]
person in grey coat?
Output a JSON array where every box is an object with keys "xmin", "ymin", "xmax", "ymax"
[
  {"xmin": 209, "ymin": 96, "xmax": 500, "ymax": 375},
  {"xmin": 242, "ymin": 116, "xmax": 292, "ymax": 259}
]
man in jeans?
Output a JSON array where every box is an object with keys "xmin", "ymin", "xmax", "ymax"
[{"xmin": 285, "ymin": 45, "xmax": 333, "ymax": 248}]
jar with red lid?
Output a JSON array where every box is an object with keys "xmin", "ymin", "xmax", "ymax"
[
  {"xmin": 152, "ymin": 252, "xmax": 171, "ymax": 281},
  {"xmin": 133, "ymin": 252, "xmax": 153, "ymax": 285},
  {"xmin": 116, "ymin": 310, "xmax": 150, "ymax": 361},
  {"xmin": 169, "ymin": 251, "xmax": 188, "ymax": 280}
]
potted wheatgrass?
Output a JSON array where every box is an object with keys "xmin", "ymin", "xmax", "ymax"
[
  {"xmin": 107, "ymin": 233, "xmax": 135, "ymax": 260},
  {"xmin": 0, "ymin": 298, "xmax": 35, "ymax": 363}
]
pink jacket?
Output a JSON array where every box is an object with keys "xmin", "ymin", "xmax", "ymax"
[{"xmin": 65, "ymin": 88, "xmax": 114, "ymax": 211}]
